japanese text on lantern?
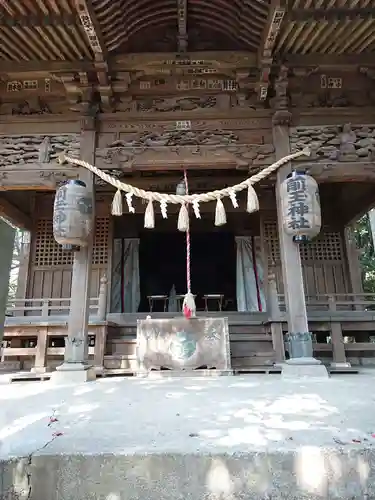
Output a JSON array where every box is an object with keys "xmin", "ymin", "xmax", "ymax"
[
  {"xmin": 53, "ymin": 187, "xmax": 67, "ymax": 237},
  {"xmin": 286, "ymin": 176, "xmax": 310, "ymax": 231}
]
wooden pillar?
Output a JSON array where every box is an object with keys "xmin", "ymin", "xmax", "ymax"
[
  {"xmin": 274, "ymin": 122, "xmax": 313, "ymax": 358},
  {"xmin": 94, "ymin": 275, "xmax": 108, "ymax": 372},
  {"xmin": 52, "ymin": 115, "xmax": 97, "ymax": 383},
  {"xmin": 272, "ymin": 69, "xmax": 327, "ymax": 376},
  {"xmin": 0, "ymin": 219, "xmax": 15, "ymax": 345},
  {"xmin": 267, "ymin": 268, "xmax": 285, "ymax": 363},
  {"xmin": 94, "ymin": 326, "xmax": 107, "ymax": 371},
  {"xmin": 31, "ymin": 328, "xmax": 48, "ymax": 373},
  {"xmin": 97, "ymin": 275, "xmax": 108, "ymax": 321},
  {"xmin": 15, "ymin": 230, "xmax": 31, "ymax": 306},
  {"xmin": 328, "ymin": 295, "xmax": 350, "ymax": 367},
  {"xmin": 344, "ymin": 226, "xmax": 363, "ymax": 295}
]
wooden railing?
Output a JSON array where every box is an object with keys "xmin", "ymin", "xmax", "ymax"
[
  {"xmin": 6, "ymin": 275, "xmax": 109, "ymax": 321},
  {"xmin": 263, "ymin": 267, "xmax": 375, "ymax": 367},
  {"xmin": 0, "ymin": 332, "xmax": 104, "ymax": 375},
  {"xmin": 277, "ymin": 293, "xmax": 375, "ymax": 312},
  {"xmin": 6, "ymin": 297, "xmax": 99, "ymax": 318},
  {"xmin": 2, "ymin": 278, "xmax": 375, "ymax": 374},
  {"xmin": 273, "ymin": 292, "xmax": 375, "ymax": 367},
  {"xmin": 1, "ymin": 276, "xmax": 109, "ymax": 375}
]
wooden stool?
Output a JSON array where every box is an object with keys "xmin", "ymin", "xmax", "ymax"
[
  {"xmin": 203, "ymin": 294, "xmax": 224, "ymax": 312},
  {"xmin": 147, "ymin": 295, "xmax": 168, "ymax": 312}
]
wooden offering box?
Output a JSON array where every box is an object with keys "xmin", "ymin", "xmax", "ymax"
[{"xmin": 136, "ymin": 317, "xmax": 231, "ymax": 373}]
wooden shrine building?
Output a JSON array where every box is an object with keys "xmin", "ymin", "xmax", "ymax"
[{"xmin": 1, "ymin": 0, "xmax": 375, "ymax": 377}]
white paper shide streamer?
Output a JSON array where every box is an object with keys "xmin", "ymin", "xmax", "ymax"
[
  {"xmin": 58, "ymin": 147, "xmax": 310, "ymax": 229},
  {"xmin": 57, "ymin": 147, "xmax": 310, "ymax": 321}
]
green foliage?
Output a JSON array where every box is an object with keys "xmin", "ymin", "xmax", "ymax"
[{"xmin": 353, "ymin": 214, "xmax": 375, "ymax": 293}]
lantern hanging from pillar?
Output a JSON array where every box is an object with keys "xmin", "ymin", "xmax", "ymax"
[
  {"xmin": 280, "ymin": 170, "xmax": 321, "ymax": 243},
  {"xmin": 53, "ymin": 179, "xmax": 93, "ymax": 248}
]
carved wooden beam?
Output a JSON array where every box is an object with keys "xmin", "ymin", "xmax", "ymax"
[
  {"xmin": 0, "ymin": 165, "xmax": 78, "ymax": 192},
  {"xmin": 257, "ymin": 0, "xmax": 286, "ymax": 101},
  {"xmin": 306, "ymin": 162, "xmax": 375, "ymax": 183},
  {"xmin": 2, "ymin": 52, "xmax": 375, "ymax": 77},
  {"xmin": 0, "ymin": 197, "xmax": 32, "ymax": 230},
  {"xmin": 177, "ymin": 0, "xmax": 188, "ymax": 52}
]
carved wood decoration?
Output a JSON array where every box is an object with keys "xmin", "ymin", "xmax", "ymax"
[
  {"xmin": 290, "ymin": 125, "xmax": 375, "ymax": 163},
  {"xmin": 0, "ymin": 134, "xmax": 80, "ymax": 189},
  {"xmin": 0, "ymin": 134, "xmax": 79, "ymax": 166},
  {"xmin": 0, "ymin": 77, "xmax": 76, "ymax": 115},
  {"xmin": 96, "ymin": 128, "xmax": 275, "ymax": 173},
  {"xmin": 3, "ymin": 51, "xmax": 375, "ymax": 116},
  {"xmin": 289, "ymin": 68, "xmax": 375, "ymax": 109},
  {"xmin": 289, "ymin": 124, "xmax": 375, "ymax": 182},
  {"xmin": 106, "ymin": 52, "xmax": 266, "ymax": 112}
]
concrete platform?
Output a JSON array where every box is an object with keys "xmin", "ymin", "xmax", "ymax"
[{"xmin": 1, "ymin": 372, "xmax": 375, "ymax": 499}]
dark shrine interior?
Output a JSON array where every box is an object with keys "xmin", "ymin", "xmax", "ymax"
[{"xmin": 138, "ymin": 230, "xmax": 237, "ymax": 312}]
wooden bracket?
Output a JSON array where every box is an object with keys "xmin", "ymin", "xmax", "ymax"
[{"xmin": 257, "ymin": 0, "xmax": 286, "ymax": 101}]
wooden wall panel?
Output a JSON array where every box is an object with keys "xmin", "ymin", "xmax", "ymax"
[
  {"xmin": 27, "ymin": 216, "xmax": 110, "ymax": 305},
  {"xmin": 262, "ymin": 219, "xmax": 349, "ymax": 297}
]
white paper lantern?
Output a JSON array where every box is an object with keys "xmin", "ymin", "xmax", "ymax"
[
  {"xmin": 53, "ymin": 180, "xmax": 93, "ymax": 248},
  {"xmin": 280, "ymin": 171, "xmax": 321, "ymax": 242}
]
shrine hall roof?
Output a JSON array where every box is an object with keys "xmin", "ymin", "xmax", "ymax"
[{"xmin": 0, "ymin": 0, "xmax": 374, "ymax": 67}]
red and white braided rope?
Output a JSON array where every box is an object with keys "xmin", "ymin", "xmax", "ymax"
[{"xmin": 183, "ymin": 169, "xmax": 191, "ymax": 294}]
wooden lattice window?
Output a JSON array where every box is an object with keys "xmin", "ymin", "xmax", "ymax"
[
  {"xmin": 263, "ymin": 221, "xmax": 280, "ymax": 263},
  {"xmin": 33, "ymin": 217, "xmax": 109, "ymax": 267},
  {"xmin": 93, "ymin": 217, "xmax": 109, "ymax": 265},
  {"xmin": 263, "ymin": 221, "xmax": 343, "ymax": 263},
  {"xmin": 300, "ymin": 232, "xmax": 343, "ymax": 261},
  {"xmin": 33, "ymin": 219, "xmax": 73, "ymax": 267}
]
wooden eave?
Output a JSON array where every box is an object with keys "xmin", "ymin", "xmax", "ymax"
[
  {"xmin": 1, "ymin": 1, "xmax": 375, "ymax": 75},
  {"xmin": 0, "ymin": 1, "xmax": 93, "ymax": 61},
  {"xmin": 276, "ymin": 0, "xmax": 375, "ymax": 56}
]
